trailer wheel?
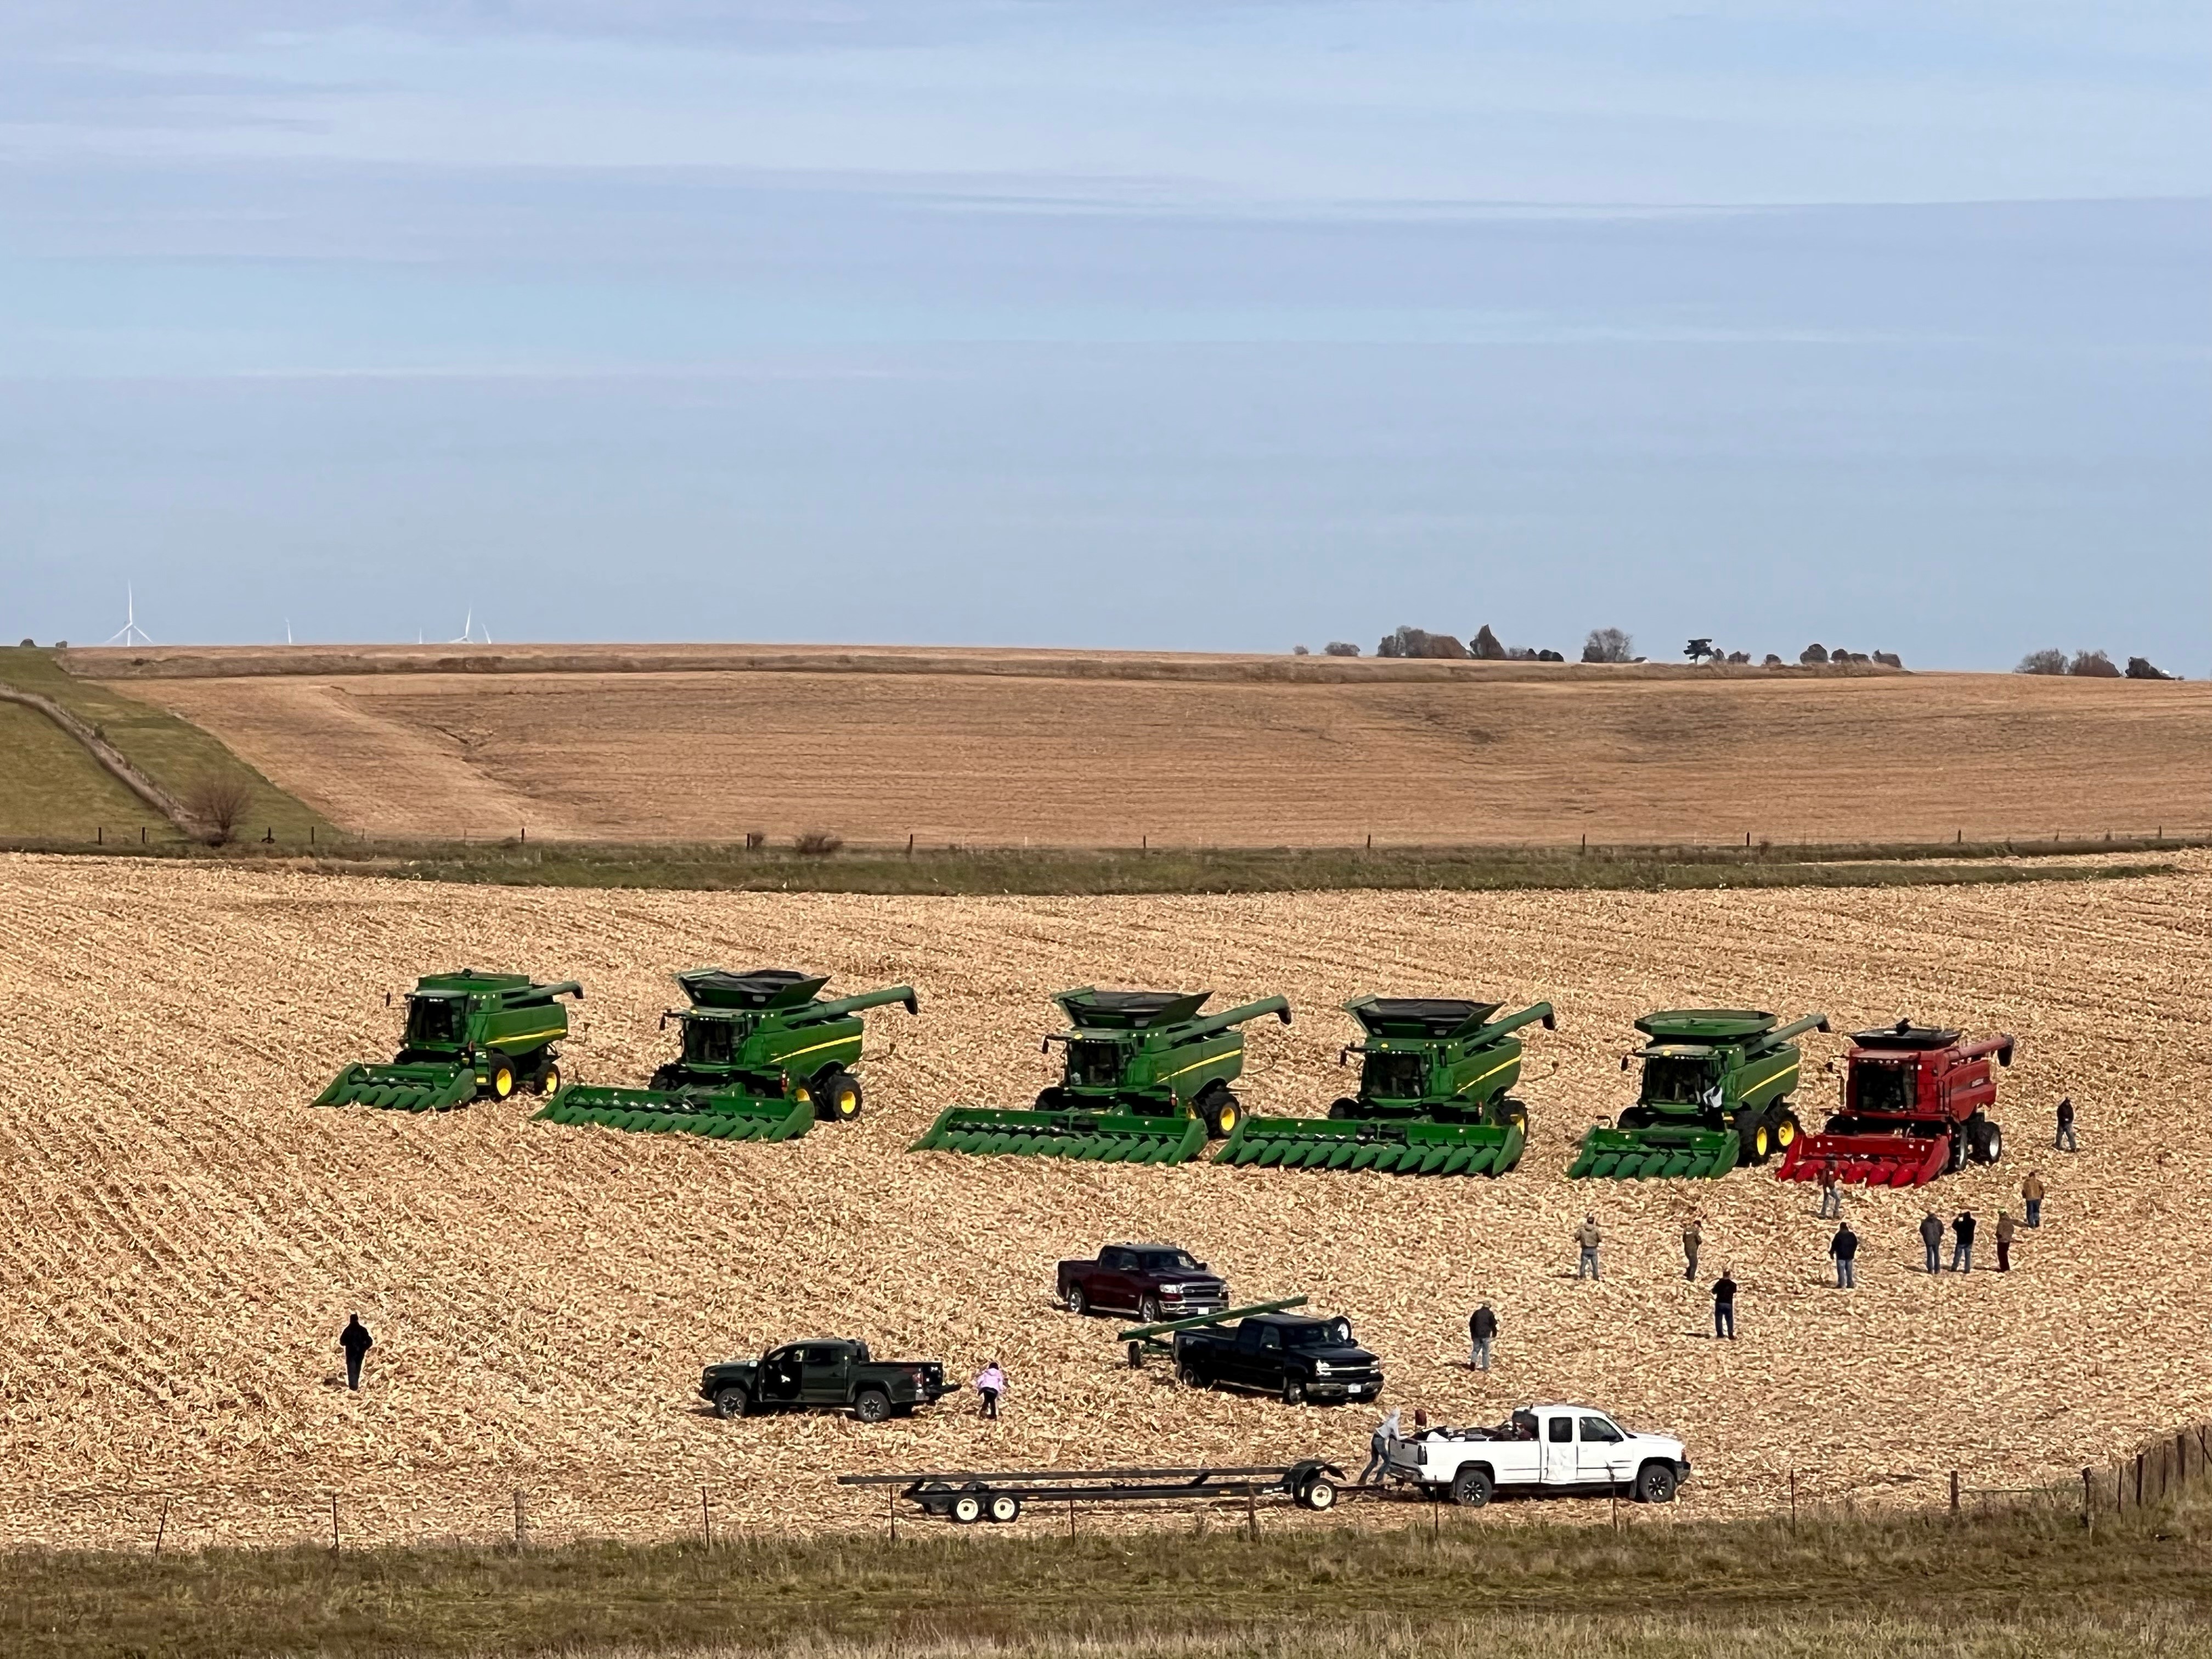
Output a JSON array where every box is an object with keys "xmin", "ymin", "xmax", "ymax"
[
  {"xmin": 951, "ymin": 1493, "xmax": 984, "ymax": 1525},
  {"xmin": 713, "ymin": 1386, "xmax": 750, "ymax": 1420},
  {"xmin": 853, "ymin": 1388, "xmax": 891, "ymax": 1424},
  {"xmin": 1299, "ymin": 1475, "xmax": 1339, "ymax": 1511},
  {"xmin": 819, "ymin": 1070, "xmax": 864, "ymax": 1124},
  {"xmin": 1634, "ymin": 1462, "xmax": 1678, "ymax": 1504},
  {"xmin": 988, "ymin": 1494, "xmax": 1022, "ymax": 1524},
  {"xmin": 1449, "ymin": 1466, "xmax": 1493, "ymax": 1508},
  {"xmin": 1065, "ymin": 1283, "xmax": 1088, "ymax": 1316}
]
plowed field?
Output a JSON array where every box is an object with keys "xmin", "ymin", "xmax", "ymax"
[
  {"xmin": 98, "ymin": 654, "xmax": 2212, "ymax": 847},
  {"xmin": 1, "ymin": 854, "xmax": 2205, "ymax": 1551}
]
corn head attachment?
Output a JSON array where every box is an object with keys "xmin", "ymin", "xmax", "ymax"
[
  {"xmin": 315, "ymin": 971, "xmax": 583, "ymax": 1111},
  {"xmin": 534, "ymin": 967, "xmax": 916, "ymax": 1139},
  {"xmin": 911, "ymin": 988, "xmax": 1290, "ymax": 1164},
  {"xmin": 1215, "ymin": 996, "xmax": 1550, "ymax": 1177},
  {"xmin": 1568, "ymin": 1009, "xmax": 1827, "ymax": 1180},
  {"xmin": 1774, "ymin": 1021, "xmax": 2013, "ymax": 1188}
]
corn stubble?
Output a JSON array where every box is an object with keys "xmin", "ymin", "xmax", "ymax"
[{"xmin": 0, "ymin": 853, "xmax": 2206, "ymax": 1551}]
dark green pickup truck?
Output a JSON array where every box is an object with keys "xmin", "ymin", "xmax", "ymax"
[{"xmin": 701, "ymin": 1339, "xmax": 955, "ymax": 1424}]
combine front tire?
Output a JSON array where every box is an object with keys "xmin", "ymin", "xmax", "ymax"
[
  {"xmin": 1034, "ymin": 1087, "xmax": 1069, "ymax": 1111},
  {"xmin": 488, "ymin": 1054, "xmax": 516, "ymax": 1100},
  {"xmin": 1327, "ymin": 1098, "xmax": 1362, "ymax": 1120},
  {"xmin": 713, "ymin": 1386, "xmax": 751, "ymax": 1420},
  {"xmin": 1969, "ymin": 1115, "xmax": 2002, "ymax": 1165},
  {"xmin": 1199, "ymin": 1085, "xmax": 1241, "ymax": 1140},
  {"xmin": 1449, "ymin": 1466, "xmax": 1493, "ymax": 1508},
  {"xmin": 1736, "ymin": 1110, "xmax": 1770, "ymax": 1165},
  {"xmin": 819, "ymin": 1069, "xmax": 864, "ymax": 1124},
  {"xmin": 1633, "ymin": 1462, "xmax": 1678, "ymax": 1504}
]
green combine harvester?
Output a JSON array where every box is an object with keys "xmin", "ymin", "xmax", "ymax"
[
  {"xmin": 1215, "ymin": 997, "xmax": 1553, "ymax": 1176},
  {"xmin": 536, "ymin": 968, "xmax": 917, "ymax": 1141},
  {"xmin": 1567, "ymin": 1009, "xmax": 1829, "ymax": 1179},
  {"xmin": 911, "ymin": 988, "xmax": 1291, "ymax": 1164},
  {"xmin": 315, "ymin": 970, "xmax": 584, "ymax": 1112}
]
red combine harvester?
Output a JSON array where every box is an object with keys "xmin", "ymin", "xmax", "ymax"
[{"xmin": 1775, "ymin": 1020, "xmax": 2016, "ymax": 1188}]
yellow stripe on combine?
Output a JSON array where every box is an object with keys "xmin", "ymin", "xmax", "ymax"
[
  {"xmin": 493, "ymin": 1027, "xmax": 565, "ymax": 1046},
  {"xmin": 770, "ymin": 1035, "xmax": 862, "ymax": 1066},
  {"xmin": 1454, "ymin": 1054, "xmax": 1520, "ymax": 1096}
]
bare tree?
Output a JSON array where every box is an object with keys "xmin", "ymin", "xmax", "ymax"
[
  {"xmin": 184, "ymin": 772, "xmax": 253, "ymax": 845},
  {"xmin": 1322, "ymin": 641, "xmax": 1360, "ymax": 657},
  {"xmin": 2015, "ymin": 649, "xmax": 2066, "ymax": 675},
  {"xmin": 1581, "ymin": 628, "xmax": 1633, "ymax": 664},
  {"xmin": 2068, "ymin": 649, "xmax": 2120, "ymax": 678},
  {"xmin": 793, "ymin": 829, "xmax": 844, "ymax": 856}
]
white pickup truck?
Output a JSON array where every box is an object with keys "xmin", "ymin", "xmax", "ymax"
[{"xmin": 1383, "ymin": 1403, "xmax": 1690, "ymax": 1506}]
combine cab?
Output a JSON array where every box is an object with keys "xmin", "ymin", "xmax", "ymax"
[
  {"xmin": 316, "ymin": 971, "xmax": 583, "ymax": 1111},
  {"xmin": 1568, "ymin": 1009, "xmax": 1828, "ymax": 1179},
  {"xmin": 1216, "ymin": 997, "xmax": 1553, "ymax": 1176},
  {"xmin": 912, "ymin": 988, "xmax": 1291, "ymax": 1164},
  {"xmin": 536, "ymin": 968, "xmax": 916, "ymax": 1140},
  {"xmin": 1775, "ymin": 1020, "xmax": 2014, "ymax": 1187}
]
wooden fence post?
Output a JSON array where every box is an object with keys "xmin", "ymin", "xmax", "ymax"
[
  {"xmin": 2082, "ymin": 1468, "xmax": 2094, "ymax": 1534},
  {"xmin": 702, "ymin": 1486, "xmax": 711, "ymax": 1549},
  {"xmin": 514, "ymin": 1488, "xmax": 527, "ymax": 1549},
  {"xmin": 1789, "ymin": 1469, "xmax": 1798, "ymax": 1535},
  {"xmin": 1949, "ymin": 1470, "xmax": 1959, "ymax": 1515},
  {"xmin": 330, "ymin": 1493, "xmax": 340, "ymax": 1555},
  {"xmin": 153, "ymin": 1495, "xmax": 170, "ymax": 1557}
]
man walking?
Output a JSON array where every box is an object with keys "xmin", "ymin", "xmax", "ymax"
[
  {"xmin": 1950, "ymin": 1208, "xmax": 1977, "ymax": 1273},
  {"xmin": 2022, "ymin": 1169, "xmax": 2046, "ymax": 1228},
  {"xmin": 1575, "ymin": 1216, "xmax": 1601, "ymax": 1281},
  {"xmin": 1919, "ymin": 1211, "xmax": 1944, "ymax": 1274},
  {"xmin": 1830, "ymin": 1221, "xmax": 1859, "ymax": 1289},
  {"xmin": 1712, "ymin": 1268, "xmax": 1736, "ymax": 1340},
  {"xmin": 1361, "ymin": 1408, "xmax": 1402, "ymax": 1484},
  {"xmin": 1995, "ymin": 1210, "xmax": 2017, "ymax": 1272},
  {"xmin": 1468, "ymin": 1302, "xmax": 1497, "ymax": 1371},
  {"xmin": 1681, "ymin": 1217, "xmax": 1701, "ymax": 1282},
  {"xmin": 974, "ymin": 1359, "xmax": 1006, "ymax": 1419},
  {"xmin": 1817, "ymin": 1160, "xmax": 1843, "ymax": 1218},
  {"xmin": 2056, "ymin": 1097, "xmax": 2078, "ymax": 1152},
  {"xmin": 339, "ymin": 1314, "xmax": 373, "ymax": 1392}
]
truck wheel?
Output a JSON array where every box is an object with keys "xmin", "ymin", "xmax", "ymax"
[
  {"xmin": 1634, "ymin": 1462, "xmax": 1678, "ymax": 1504},
  {"xmin": 1200, "ymin": 1086, "xmax": 1241, "ymax": 1139},
  {"xmin": 1299, "ymin": 1475, "xmax": 1339, "ymax": 1512},
  {"xmin": 487, "ymin": 1053, "xmax": 516, "ymax": 1100},
  {"xmin": 1177, "ymin": 1362, "xmax": 1207, "ymax": 1390},
  {"xmin": 819, "ymin": 1070, "xmax": 864, "ymax": 1123},
  {"xmin": 1281, "ymin": 1378, "xmax": 1306, "ymax": 1406},
  {"xmin": 713, "ymin": 1387, "xmax": 750, "ymax": 1420},
  {"xmin": 951, "ymin": 1493, "xmax": 983, "ymax": 1525},
  {"xmin": 1065, "ymin": 1283, "xmax": 1088, "ymax": 1316},
  {"xmin": 854, "ymin": 1388, "xmax": 891, "ymax": 1424},
  {"xmin": 1327, "ymin": 1098, "xmax": 1362, "ymax": 1120},
  {"xmin": 1450, "ymin": 1467, "xmax": 1493, "ymax": 1508},
  {"xmin": 988, "ymin": 1494, "xmax": 1022, "ymax": 1523},
  {"xmin": 1138, "ymin": 1294, "xmax": 1163, "ymax": 1323}
]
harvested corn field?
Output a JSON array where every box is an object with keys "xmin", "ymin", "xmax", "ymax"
[
  {"xmin": 90, "ymin": 650, "xmax": 2212, "ymax": 847},
  {"xmin": 0, "ymin": 853, "xmax": 2207, "ymax": 1551}
]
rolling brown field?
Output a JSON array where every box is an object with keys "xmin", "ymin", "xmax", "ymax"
[
  {"xmin": 0, "ymin": 850, "xmax": 2205, "ymax": 1553},
  {"xmin": 71, "ymin": 645, "xmax": 2212, "ymax": 848}
]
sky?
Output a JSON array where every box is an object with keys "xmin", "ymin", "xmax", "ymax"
[{"xmin": 1, "ymin": 3, "xmax": 2206, "ymax": 668}]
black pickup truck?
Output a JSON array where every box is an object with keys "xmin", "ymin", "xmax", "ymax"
[
  {"xmin": 1057, "ymin": 1243, "xmax": 1229, "ymax": 1321},
  {"xmin": 701, "ymin": 1339, "xmax": 955, "ymax": 1423},
  {"xmin": 1172, "ymin": 1312, "xmax": 1383, "ymax": 1407}
]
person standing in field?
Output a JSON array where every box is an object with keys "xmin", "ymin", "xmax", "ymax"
[
  {"xmin": 1919, "ymin": 1211, "xmax": 1945, "ymax": 1274},
  {"xmin": 2056, "ymin": 1097, "xmax": 2079, "ymax": 1152},
  {"xmin": 1362, "ymin": 1408, "xmax": 1403, "ymax": 1484},
  {"xmin": 1712, "ymin": 1269, "xmax": 1737, "ymax": 1340},
  {"xmin": 1950, "ymin": 1209, "xmax": 1977, "ymax": 1273},
  {"xmin": 1995, "ymin": 1210, "xmax": 2018, "ymax": 1272},
  {"xmin": 2022, "ymin": 1170, "xmax": 2046, "ymax": 1228},
  {"xmin": 1469, "ymin": 1302, "xmax": 1497, "ymax": 1371},
  {"xmin": 1817, "ymin": 1160, "xmax": 1843, "ymax": 1218},
  {"xmin": 1830, "ymin": 1222, "xmax": 1859, "ymax": 1289},
  {"xmin": 1681, "ymin": 1217, "xmax": 1701, "ymax": 1282},
  {"xmin": 974, "ymin": 1360, "xmax": 1005, "ymax": 1419},
  {"xmin": 339, "ymin": 1314, "xmax": 373, "ymax": 1391},
  {"xmin": 1575, "ymin": 1216, "xmax": 1602, "ymax": 1281}
]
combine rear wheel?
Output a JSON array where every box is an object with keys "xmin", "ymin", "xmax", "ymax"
[
  {"xmin": 537, "ymin": 1062, "xmax": 562, "ymax": 1097},
  {"xmin": 1774, "ymin": 1108, "xmax": 1801, "ymax": 1151},
  {"xmin": 819, "ymin": 1069, "xmax": 864, "ymax": 1123}
]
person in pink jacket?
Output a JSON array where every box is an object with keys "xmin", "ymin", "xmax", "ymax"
[{"xmin": 974, "ymin": 1361, "xmax": 1006, "ymax": 1419}]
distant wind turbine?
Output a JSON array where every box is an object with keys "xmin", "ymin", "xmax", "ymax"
[
  {"xmin": 448, "ymin": 609, "xmax": 492, "ymax": 644},
  {"xmin": 104, "ymin": 585, "xmax": 155, "ymax": 646}
]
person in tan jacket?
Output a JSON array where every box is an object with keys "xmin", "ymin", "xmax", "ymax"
[
  {"xmin": 2022, "ymin": 1170, "xmax": 2047, "ymax": 1228},
  {"xmin": 1681, "ymin": 1217, "xmax": 1701, "ymax": 1282},
  {"xmin": 1995, "ymin": 1210, "xmax": 2018, "ymax": 1272},
  {"xmin": 1575, "ymin": 1217, "xmax": 1601, "ymax": 1280}
]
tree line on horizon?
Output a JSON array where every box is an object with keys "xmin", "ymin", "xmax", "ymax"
[{"xmin": 1291, "ymin": 628, "xmax": 2180, "ymax": 678}]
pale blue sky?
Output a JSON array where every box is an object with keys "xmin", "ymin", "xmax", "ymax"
[{"xmin": 2, "ymin": 3, "xmax": 2206, "ymax": 667}]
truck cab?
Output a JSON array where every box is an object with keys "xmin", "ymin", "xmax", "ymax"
[
  {"xmin": 1384, "ymin": 1403, "xmax": 1689, "ymax": 1506},
  {"xmin": 1172, "ymin": 1312, "xmax": 1383, "ymax": 1406},
  {"xmin": 1058, "ymin": 1243, "xmax": 1228, "ymax": 1320},
  {"xmin": 700, "ymin": 1338, "xmax": 952, "ymax": 1424}
]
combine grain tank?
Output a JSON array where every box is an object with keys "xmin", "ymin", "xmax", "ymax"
[
  {"xmin": 1775, "ymin": 1020, "xmax": 2013, "ymax": 1187},
  {"xmin": 1215, "ymin": 997, "xmax": 1553, "ymax": 1175},
  {"xmin": 911, "ymin": 988, "xmax": 1291, "ymax": 1164},
  {"xmin": 315, "ymin": 971, "xmax": 583, "ymax": 1111},
  {"xmin": 1567, "ymin": 1009, "xmax": 1827, "ymax": 1179},
  {"xmin": 536, "ymin": 968, "xmax": 916, "ymax": 1140}
]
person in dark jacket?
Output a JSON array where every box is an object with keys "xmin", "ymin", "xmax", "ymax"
[
  {"xmin": 1918, "ymin": 1211, "xmax": 1944, "ymax": 1274},
  {"xmin": 1950, "ymin": 1209, "xmax": 1977, "ymax": 1272},
  {"xmin": 2056, "ymin": 1097, "xmax": 2078, "ymax": 1152},
  {"xmin": 1830, "ymin": 1223, "xmax": 1859, "ymax": 1289},
  {"xmin": 1712, "ymin": 1269, "xmax": 1736, "ymax": 1339},
  {"xmin": 1995, "ymin": 1210, "xmax": 2018, "ymax": 1272},
  {"xmin": 1468, "ymin": 1303, "xmax": 1497, "ymax": 1370},
  {"xmin": 340, "ymin": 1314, "xmax": 373, "ymax": 1391}
]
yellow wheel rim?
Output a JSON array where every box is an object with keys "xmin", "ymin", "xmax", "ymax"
[
  {"xmin": 794, "ymin": 1085, "xmax": 813, "ymax": 1107},
  {"xmin": 1218, "ymin": 1105, "xmax": 1238, "ymax": 1133},
  {"xmin": 1754, "ymin": 1125, "xmax": 1770, "ymax": 1157},
  {"xmin": 1777, "ymin": 1118, "xmax": 1796, "ymax": 1147},
  {"xmin": 543, "ymin": 1066, "xmax": 560, "ymax": 1095},
  {"xmin": 493, "ymin": 1066, "xmax": 514, "ymax": 1099},
  {"xmin": 836, "ymin": 1087, "xmax": 859, "ymax": 1119}
]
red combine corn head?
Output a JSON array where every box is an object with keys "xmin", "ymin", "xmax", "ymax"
[{"xmin": 1776, "ymin": 1020, "xmax": 2015, "ymax": 1188}]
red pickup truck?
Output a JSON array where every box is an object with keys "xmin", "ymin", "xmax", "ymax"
[{"xmin": 1057, "ymin": 1243, "xmax": 1229, "ymax": 1322}]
